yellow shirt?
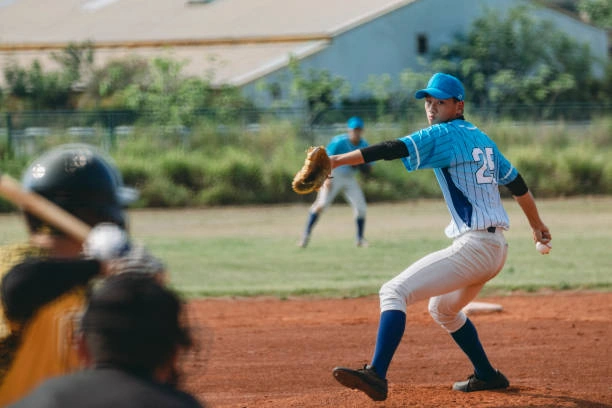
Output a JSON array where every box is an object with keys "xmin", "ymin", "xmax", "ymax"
[
  {"xmin": 0, "ymin": 244, "xmax": 44, "ymax": 337},
  {"xmin": 0, "ymin": 244, "xmax": 87, "ymax": 406}
]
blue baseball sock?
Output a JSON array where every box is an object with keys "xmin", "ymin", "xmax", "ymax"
[
  {"xmin": 450, "ymin": 318, "xmax": 496, "ymax": 380},
  {"xmin": 305, "ymin": 212, "xmax": 319, "ymax": 235},
  {"xmin": 356, "ymin": 217, "xmax": 365, "ymax": 240},
  {"xmin": 370, "ymin": 310, "xmax": 406, "ymax": 379}
]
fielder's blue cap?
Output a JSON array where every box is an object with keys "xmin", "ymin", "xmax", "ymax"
[
  {"xmin": 347, "ymin": 116, "xmax": 364, "ymax": 129},
  {"xmin": 415, "ymin": 73, "xmax": 465, "ymax": 101}
]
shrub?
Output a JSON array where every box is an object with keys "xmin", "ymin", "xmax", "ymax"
[
  {"xmin": 602, "ymin": 161, "xmax": 612, "ymax": 191},
  {"xmin": 507, "ymin": 146, "xmax": 561, "ymax": 196},
  {"xmin": 138, "ymin": 177, "xmax": 192, "ymax": 207},
  {"xmin": 1, "ymin": 118, "xmax": 611, "ymax": 212},
  {"xmin": 262, "ymin": 163, "xmax": 299, "ymax": 203},
  {"xmin": 196, "ymin": 184, "xmax": 244, "ymax": 206},
  {"xmin": 116, "ymin": 159, "xmax": 150, "ymax": 189},
  {"xmin": 160, "ymin": 153, "xmax": 206, "ymax": 191},
  {"xmin": 198, "ymin": 148, "xmax": 265, "ymax": 204},
  {"xmin": 558, "ymin": 149, "xmax": 606, "ymax": 195}
]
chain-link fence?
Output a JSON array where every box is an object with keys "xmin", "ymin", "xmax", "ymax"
[{"xmin": 2, "ymin": 103, "xmax": 610, "ymax": 157}]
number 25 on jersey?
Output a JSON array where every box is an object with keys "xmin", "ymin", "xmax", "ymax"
[{"xmin": 472, "ymin": 147, "xmax": 495, "ymax": 184}]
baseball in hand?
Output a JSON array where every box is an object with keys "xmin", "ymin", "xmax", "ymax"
[
  {"xmin": 83, "ymin": 223, "xmax": 131, "ymax": 260},
  {"xmin": 535, "ymin": 241, "xmax": 552, "ymax": 255}
]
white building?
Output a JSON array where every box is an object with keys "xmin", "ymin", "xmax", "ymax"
[{"xmin": 0, "ymin": 0, "xmax": 608, "ymax": 107}]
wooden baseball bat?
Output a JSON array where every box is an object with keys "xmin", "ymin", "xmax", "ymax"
[{"xmin": 0, "ymin": 171, "xmax": 90, "ymax": 242}]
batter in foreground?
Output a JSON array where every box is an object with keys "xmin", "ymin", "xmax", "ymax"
[{"xmin": 331, "ymin": 73, "xmax": 551, "ymax": 401}]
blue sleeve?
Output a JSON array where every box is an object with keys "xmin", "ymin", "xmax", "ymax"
[
  {"xmin": 326, "ymin": 136, "xmax": 343, "ymax": 155},
  {"xmin": 399, "ymin": 125, "xmax": 453, "ymax": 171},
  {"xmin": 496, "ymin": 149, "xmax": 518, "ymax": 185}
]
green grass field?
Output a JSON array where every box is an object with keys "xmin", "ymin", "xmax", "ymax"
[{"xmin": 1, "ymin": 197, "xmax": 610, "ymax": 297}]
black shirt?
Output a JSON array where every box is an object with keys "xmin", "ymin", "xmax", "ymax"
[
  {"xmin": 9, "ymin": 366, "xmax": 205, "ymax": 408},
  {"xmin": 1, "ymin": 258, "xmax": 100, "ymax": 323}
]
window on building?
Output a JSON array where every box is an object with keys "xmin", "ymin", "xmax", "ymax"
[
  {"xmin": 417, "ymin": 34, "xmax": 428, "ymax": 55},
  {"xmin": 268, "ymin": 83, "xmax": 282, "ymax": 101}
]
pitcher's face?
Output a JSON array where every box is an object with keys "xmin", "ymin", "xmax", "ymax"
[{"xmin": 424, "ymin": 96, "xmax": 464, "ymax": 125}]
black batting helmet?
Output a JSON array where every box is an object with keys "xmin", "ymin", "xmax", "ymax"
[{"xmin": 21, "ymin": 144, "xmax": 138, "ymax": 234}]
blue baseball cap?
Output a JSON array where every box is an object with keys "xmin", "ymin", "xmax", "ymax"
[
  {"xmin": 347, "ymin": 116, "xmax": 364, "ymax": 129},
  {"xmin": 415, "ymin": 73, "xmax": 465, "ymax": 101}
]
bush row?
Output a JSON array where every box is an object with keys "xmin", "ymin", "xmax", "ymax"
[
  {"xmin": 1, "ymin": 117, "xmax": 611, "ymax": 211},
  {"xmin": 113, "ymin": 117, "xmax": 612, "ymax": 207}
]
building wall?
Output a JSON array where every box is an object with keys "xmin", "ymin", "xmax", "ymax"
[
  {"xmin": 242, "ymin": 0, "xmax": 608, "ymax": 106},
  {"xmin": 531, "ymin": 5, "xmax": 608, "ymax": 76}
]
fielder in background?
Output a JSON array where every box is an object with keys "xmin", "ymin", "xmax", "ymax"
[
  {"xmin": 299, "ymin": 116, "xmax": 372, "ymax": 248},
  {"xmin": 330, "ymin": 73, "xmax": 552, "ymax": 401},
  {"xmin": 9, "ymin": 272, "xmax": 205, "ymax": 408},
  {"xmin": 0, "ymin": 144, "xmax": 164, "ymax": 406}
]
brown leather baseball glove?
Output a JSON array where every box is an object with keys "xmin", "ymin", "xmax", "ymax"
[{"xmin": 291, "ymin": 146, "xmax": 331, "ymax": 195}]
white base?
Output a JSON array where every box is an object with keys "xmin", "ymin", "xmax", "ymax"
[{"xmin": 463, "ymin": 301, "xmax": 503, "ymax": 315}]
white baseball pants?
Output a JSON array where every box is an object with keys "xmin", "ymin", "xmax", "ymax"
[
  {"xmin": 379, "ymin": 230, "xmax": 508, "ymax": 333},
  {"xmin": 310, "ymin": 172, "xmax": 366, "ymax": 218}
]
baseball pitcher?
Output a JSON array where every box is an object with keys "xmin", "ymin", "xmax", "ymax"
[{"xmin": 330, "ymin": 73, "xmax": 551, "ymax": 401}]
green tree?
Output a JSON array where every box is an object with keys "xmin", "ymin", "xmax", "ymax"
[
  {"xmin": 431, "ymin": 5, "xmax": 596, "ymax": 105},
  {"xmin": 118, "ymin": 56, "xmax": 247, "ymax": 127},
  {"xmin": 79, "ymin": 56, "xmax": 149, "ymax": 109},
  {"xmin": 578, "ymin": 0, "xmax": 612, "ymax": 29},
  {"xmin": 2, "ymin": 42, "xmax": 94, "ymax": 110},
  {"xmin": 3, "ymin": 60, "xmax": 28, "ymax": 98},
  {"xmin": 2, "ymin": 60, "xmax": 73, "ymax": 110},
  {"xmin": 120, "ymin": 57, "xmax": 209, "ymax": 127},
  {"xmin": 288, "ymin": 57, "xmax": 350, "ymax": 124},
  {"xmin": 50, "ymin": 41, "xmax": 95, "ymax": 86},
  {"xmin": 362, "ymin": 73, "xmax": 393, "ymax": 118},
  {"xmin": 397, "ymin": 69, "xmax": 431, "ymax": 111}
]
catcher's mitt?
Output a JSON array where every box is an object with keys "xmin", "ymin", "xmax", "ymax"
[{"xmin": 292, "ymin": 146, "xmax": 331, "ymax": 195}]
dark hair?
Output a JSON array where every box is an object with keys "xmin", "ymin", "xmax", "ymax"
[{"xmin": 80, "ymin": 273, "xmax": 192, "ymax": 373}]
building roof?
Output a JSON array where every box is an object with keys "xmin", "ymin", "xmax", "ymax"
[
  {"xmin": 0, "ymin": 0, "xmax": 414, "ymax": 85},
  {"xmin": 0, "ymin": 0, "xmax": 606, "ymax": 89},
  {"xmin": 0, "ymin": 0, "xmax": 413, "ymax": 43},
  {"xmin": 1, "ymin": 41, "xmax": 329, "ymax": 86}
]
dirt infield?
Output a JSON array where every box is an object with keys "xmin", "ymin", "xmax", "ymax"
[{"xmin": 182, "ymin": 291, "xmax": 611, "ymax": 408}]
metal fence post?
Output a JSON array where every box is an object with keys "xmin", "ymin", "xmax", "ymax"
[
  {"xmin": 5, "ymin": 112, "xmax": 13, "ymax": 158},
  {"xmin": 106, "ymin": 112, "xmax": 116, "ymax": 150}
]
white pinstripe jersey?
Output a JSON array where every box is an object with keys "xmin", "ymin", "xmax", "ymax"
[{"xmin": 399, "ymin": 119, "xmax": 518, "ymax": 238}]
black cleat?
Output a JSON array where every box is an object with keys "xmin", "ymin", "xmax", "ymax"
[
  {"xmin": 333, "ymin": 365, "xmax": 388, "ymax": 401},
  {"xmin": 452, "ymin": 370, "xmax": 509, "ymax": 392}
]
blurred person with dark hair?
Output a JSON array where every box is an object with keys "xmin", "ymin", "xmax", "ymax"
[
  {"xmin": 9, "ymin": 272, "xmax": 205, "ymax": 408},
  {"xmin": 0, "ymin": 144, "xmax": 164, "ymax": 405}
]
